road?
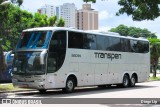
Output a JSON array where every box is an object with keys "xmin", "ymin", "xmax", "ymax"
[
  {"xmin": 0, "ymin": 81, "xmax": 160, "ymax": 98},
  {"xmin": 1, "ymin": 81, "xmax": 160, "ymax": 106}
]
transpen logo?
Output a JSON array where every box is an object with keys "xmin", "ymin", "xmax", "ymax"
[{"xmin": 94, "ymin": 52, "xmax": 122, "ymax": 61}]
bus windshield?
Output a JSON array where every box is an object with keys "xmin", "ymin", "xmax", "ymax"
[{"xmin": 16, "ymin": 31, "xmax": 52, "ymax": 49}]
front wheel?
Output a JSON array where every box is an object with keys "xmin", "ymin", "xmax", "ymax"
[{"xmin": 63, "ymin": 77, "xmax": 75, "ymax": 93}]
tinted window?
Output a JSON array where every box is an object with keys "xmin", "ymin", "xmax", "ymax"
[
  {"xmin": 109, "ymin": 37, "xmax": 121, "ymax": 51},
  {"xmin": 49, "ymin": 31, "xmax": 66, "ymax": 52},
  {"xmin": 97, "ymin": 35, "xmax": 106, "ymax": 50},
  {"xmin": 68, "ymin": 32, "xmax": 83, "ymax": 49},
  {"xmin": 83, "ymin": 34, "xmax": 96, "ymax": 49},
  {"xmin": 104, "ymin": 36, "xmax": 110, "ymax": 51},
  {"xmin": 67, "ymin": 31, "xmax": 149, "ymax": 53},
  {"xmin": 48, "ymin": 31, "xmax": 66, "ymax": 73},
  {"xmin": 121, "ymin": 38, "xmax": 131, "ymax": 52},
  {"xmin": 17, "ymin": 31, "xmax": 52, "ymax": 49},
  {"xmin": 137, "ymin": 41, "xmax": 149, "ymax": 53},
  {"xmin": 130, "ymin": 40, "xmax": 149, "ymax": 53},
  {"xmin": 130, "ymin": 40, "xmax": 139, "ymax": 52}
]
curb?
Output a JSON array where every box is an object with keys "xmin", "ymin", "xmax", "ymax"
[{"xmin": 0, "ymin": 89, "xmax": 36, "ymax": 94}]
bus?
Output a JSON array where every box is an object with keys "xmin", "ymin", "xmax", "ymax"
[
  {"xmin": 0, "ymin": 51, "xmax": 14, "ymax": 83},
  {"xmin": 12, "ymin": 27, "xmax": 150, "ymax": 93}
]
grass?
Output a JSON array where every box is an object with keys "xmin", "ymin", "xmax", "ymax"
[
  {"xmin": 149, "ymin": 76, "xmax": 160, "ymax": 81},
  {"xmin": 0, "ymin": 83, "xmax": 28, "ymax": 92},
  {"xmin": 0, "ymin": 83, "xmax": 14, "ymax": 91}
]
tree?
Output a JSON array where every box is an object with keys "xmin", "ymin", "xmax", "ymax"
[
  {"xmin": 30, "ymin": 13, "xmax": 65, "ymax": 27},
  {"xmin": 109, "ymin": 25, "xmax": 129, "ymax": 36},
  {"xmin": 0, "ymin": 41, "xmax": 6, "ymax": 73},
  {"xmin": 83, "ymin": 0, "xmax": 96, "ymax": 3},
  {"xmin": 56, "ymin": 17, "xmax": 65, "ymax": 27},
  {"xmin": 110, "ymin": 24, "xmax": 157, "ymax": 38},
  {"xmin": 148, "ymin": 38, "xmax": 160, "ymax": 77},
  {"xmin": 117, "ymin": 0, "xmax": 160, "ymax": 21},
  {"xmin": 48, "ymin": 16, "xmax": 57, "ymax": 26},
  {"xmin": 0, "ymin": 3, "xmax": 65, "ymax": 52},
  {"xmin": 0, "ymin": 4, "xmax": 33, "ymax": 51},
  {"xmin": 83, "ymin": 0, "xmax": 160, "ymax": 21},
  {"xmin": 11, "ymin": 0, "xmax": 23, "ymax": 6}
]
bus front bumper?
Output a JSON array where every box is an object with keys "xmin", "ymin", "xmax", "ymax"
[{"xmin": 12, "ymin": 81, "xmax": 46, "ymax": 89}]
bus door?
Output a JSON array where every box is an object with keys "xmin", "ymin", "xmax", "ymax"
[{"xmin": 47, "ymin": 31, "xmax": 66, "ymax": 87}]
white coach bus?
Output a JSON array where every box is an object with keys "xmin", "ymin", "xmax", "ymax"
[{"xmin": 12, "ymin": 27, "xmax": 150, "ymax": 93}]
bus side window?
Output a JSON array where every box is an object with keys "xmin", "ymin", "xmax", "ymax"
[
  {"xmin": 83, "ymin": 34, "xmax": 96, "ymax": 50},
  {"xmin": 48, "ymin": 31, "xmax": 66, "ymax": 73},
  {"xmin": 121, "ymin": 38, "xmax": 131, "ymax": 52},
  {"xmin": 49, "ymin": 31, "xmax": 66, "ymax": 52},
  {"xmin": 109, "ymin": 37, "xmax": 121, "ymax": 51},
  {"xmin": 68, "ymin": 32, "xmax": 83, "ymax": 49}
]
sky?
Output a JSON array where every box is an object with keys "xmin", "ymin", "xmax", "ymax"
[{"xmin": 21, "ymin": 0, "xmax": 160, "ymax": 38}]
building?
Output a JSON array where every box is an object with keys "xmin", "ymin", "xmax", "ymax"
[
  {"xmin": 38, "ymin": 4, "xmax": 55, "ymax": 18},
  {"xmin": 59, "ymin": 3, "xmax": 76, "ymax": 27},
  {"xmin": 38, "ymin": 3, "xmax": 76, "ymax": 28},
  {"xmin": 76, "ymin": 4, "xmax": 98, "ymax": 30},
  {"xmin": 55, "ymin": 6, "xmax": 60, "ymax": 19}
]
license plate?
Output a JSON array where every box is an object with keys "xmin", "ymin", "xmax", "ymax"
[{"xmin": 22, "ymin": 84, "xmax": 28, "ymax": 88}]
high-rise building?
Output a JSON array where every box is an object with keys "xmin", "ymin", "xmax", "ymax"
[
  {"xmin": 76, "ymin": 4, "xmax": 98, "ymax": 30},
  {"xmin": 38, "ymin": 3, "xmax": 76, "ymax": 28},
  {"xmin": 38, "ymin": 4, "xmax": 55, "ymax": 18},
  {"xmin": 55, "ymin": 6, "xmax": 60, "ymax": 19},
  {"xmin": 59, "ymin": 3, "xmax": 76, "ymax": 27}
]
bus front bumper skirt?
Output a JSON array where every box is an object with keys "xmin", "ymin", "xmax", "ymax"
[{"xmin": 12, "ymin": 81, "xmax": 46, "ymax": 89}]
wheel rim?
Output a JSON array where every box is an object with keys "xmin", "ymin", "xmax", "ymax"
[
  {"xmin": 131, "ymin": 77, "xmax": 135, "ymax": 85},
  {"xmin": 124, "ymin": 76, "xmax": 128, "ymax": 86},
  {"xmin": 67, "ymin": 80, "xmax": 73, "ymax": 90}
]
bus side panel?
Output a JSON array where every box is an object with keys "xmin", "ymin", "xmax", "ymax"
[
  {"xmin": 94, "ymin": 64, "xmax": 108, "ymax": 85},
  {"xmin": 79, "ymin": 63, "xmax": 94, "ymax": 86},
  {"xmin": 137, "ymin": 64, "xmax": 149, "ymax": 82},
  {"xmin": 107, "ymin": 64, "xmax": 122, "ymax": 84}
]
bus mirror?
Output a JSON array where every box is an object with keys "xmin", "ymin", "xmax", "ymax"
[{"xmin": 40, "ymin": 50, "xmax": 47, "ymax": 64}]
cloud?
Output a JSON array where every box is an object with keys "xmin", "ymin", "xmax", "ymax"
[
  {"xmin": 99, "ymin": 11, "xmax": 113, "ymax": 20},
  {"xmin": 99, "ymin": 25, "xmax": 112, "ymax": 31}
]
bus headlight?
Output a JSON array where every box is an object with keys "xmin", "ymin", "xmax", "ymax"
[{"xmin": 12, "ymin": 78, "xmax": 18, "ymax": 82}]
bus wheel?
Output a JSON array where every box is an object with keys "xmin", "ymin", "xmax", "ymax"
[
  {"xmin": 63, "ymin": 77, "xmax": 75, "ymax": 93},
  {"xmin": 130, "ymin": 75, "xmax": 136, "ymax": 87},
  {"xmin": 122, "ymin": 75, "xmax": 129, "ymax": 88},
  {"xmin": 38, "ymin": 89, "xmax": 46, "ymax": 93}
]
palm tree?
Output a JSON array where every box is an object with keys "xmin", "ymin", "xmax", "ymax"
[{"xmin": 148, "ymin": 38, "xmax": 160, "ymax": 77}]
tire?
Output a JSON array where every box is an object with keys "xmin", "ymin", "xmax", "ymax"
[
  {"xmin": 130, "ymin": 75, "xmax": 136, "ymax": 87},
  {"xmin": 63, "ymin": 77, "xmax": 75, "ymax": 93},
  {"xmin": 122, "ymin": 75, "xmax": 130, "ymax": 88},
  {"xmin": 38, "ymin": 89, "xmax": 46, "ymax": 93}
]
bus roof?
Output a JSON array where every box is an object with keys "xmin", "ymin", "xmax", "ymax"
[{"xmin": 23, "ymin": 27, "xmax": 149, "ymax": 42}]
